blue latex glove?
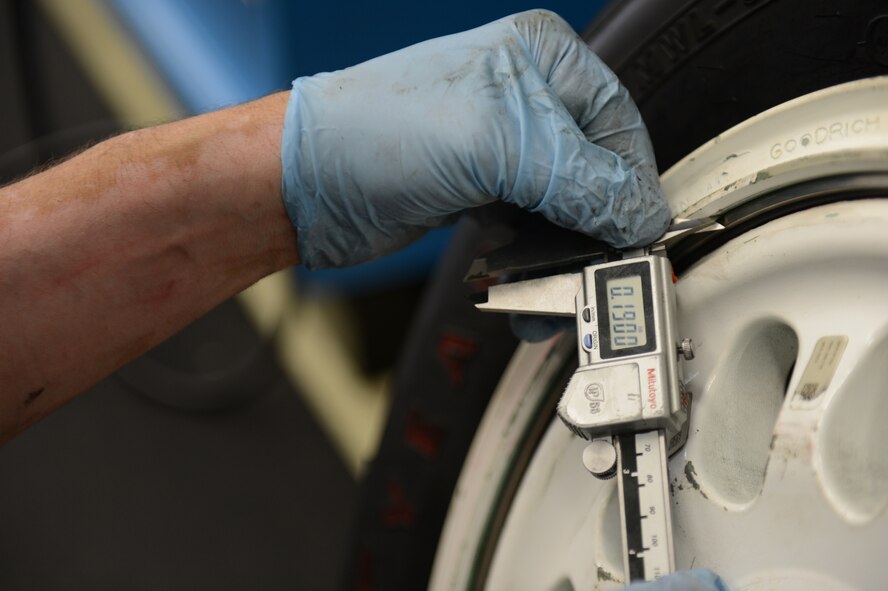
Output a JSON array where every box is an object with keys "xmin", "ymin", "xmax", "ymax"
[
  {"xmin": 281, "ymin": 10, "xmax": 669, "ymax": 270},
  {"xmin": 629, "ymin": 569, "xmax": 730, "ymax": 591},
  {"xmin": 510, "ymin": 312, "xmax": 574, "ymax": 342}
]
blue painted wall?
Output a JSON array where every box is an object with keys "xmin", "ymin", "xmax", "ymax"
[{"xmin": 110, "ymin": 0, "xmax": 610, "ymax": 292}]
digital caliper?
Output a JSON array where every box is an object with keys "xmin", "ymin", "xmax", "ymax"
[{"xmin": 473, "ymin": 219, "xmax": 720, "ymax": 584}]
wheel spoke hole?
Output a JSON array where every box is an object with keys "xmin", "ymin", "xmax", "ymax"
[{"xmin": 686, "ymin": 321, "xmax": 799, "ymax": 508}]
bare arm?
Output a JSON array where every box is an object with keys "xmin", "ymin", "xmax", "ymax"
[
  {"xmin": 0, "ymin": 11, "xmax": 672, "ymax": 446},
  {"xmin": 0, "ymin": 92, "xmax": 297, "ymax": 443}
]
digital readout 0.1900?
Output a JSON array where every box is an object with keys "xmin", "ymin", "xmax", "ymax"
[{"xmin": 606, "ymin": 275, "xmax": 647, "ymax": 349}]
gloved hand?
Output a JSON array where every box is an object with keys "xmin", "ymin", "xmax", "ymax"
[
  {"xmin": 281, "ymin": 10, "xmax": 669, "ymax": 269},
  {"xmin": 628, "ymin": 569, "xmax": 730, "ymax": 591}
]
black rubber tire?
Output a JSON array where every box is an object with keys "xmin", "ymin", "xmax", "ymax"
[
  {"xmin": 588, "ymin": 0, "xmax": 888, "ymax": 171},
  {"xmin": 343, "ymin": 215, "xmax": 519, "ymax": 591},
  {"xmin": 344, "ymin": 2, "xmax": 888, "ymax": 589}
]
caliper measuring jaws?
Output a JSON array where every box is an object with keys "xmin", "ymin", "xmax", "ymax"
[{"xmin": 474, "ymin": 219, "xmax": 719, "ymax": 584}]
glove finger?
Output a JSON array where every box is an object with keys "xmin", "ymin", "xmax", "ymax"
[
  {"xmin": 509, "ymin": 11, "xmax": 658, "ymax": 164},
  {"xmin": 509, "ymin": 314, "xmax": 574, "ymax": 342},
  {"xmin": 507, "ymin": 11, "xmax": 666, "ymax": 239},
  {"xmin": 628, "ymin": 569, "xmax": 730, "ymax": 591},
  {"xmin": 509, "ymin": 89, "xmax": 669, "ymax": 247}
]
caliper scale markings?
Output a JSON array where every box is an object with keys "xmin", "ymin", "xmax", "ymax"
[{"xmin": 617, "ymin": 431, "xmax": 674, "ymax": 582}]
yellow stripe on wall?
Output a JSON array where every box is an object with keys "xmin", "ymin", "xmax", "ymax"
[
  {"xmin": 39, "ymin": 0, "xmax": 385, "ymax": 477},
  {"xmin": 37, "ymin": 0, "xmax": 184, "ymax": 127}
]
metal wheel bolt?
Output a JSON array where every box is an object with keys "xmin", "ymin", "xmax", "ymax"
[{"xmin": 678, "ymin": 338, "xmax": 695, "ymax": 361}]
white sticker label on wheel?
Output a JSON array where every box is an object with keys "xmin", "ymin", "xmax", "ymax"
[{"xmin": 791, "ymin": 336, "xmax": 848, "ymax": 408}]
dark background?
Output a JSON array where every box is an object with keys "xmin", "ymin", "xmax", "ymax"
[{"xmin": 0, "ymin": 1, "xmax": 603, "ymax": 589}]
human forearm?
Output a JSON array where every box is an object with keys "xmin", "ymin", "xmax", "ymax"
[
  {"xmin": 0, "ymin": 10, "xmax": 673, "ymax": 445},
  {"xmin": 0, "ymin": 92, "xmax": 296, "ymax": 442}
]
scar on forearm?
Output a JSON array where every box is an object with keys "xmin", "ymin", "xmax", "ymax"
[{"xmin": 24, "ymin": 387, "xmax": 45, "ymax": 405}]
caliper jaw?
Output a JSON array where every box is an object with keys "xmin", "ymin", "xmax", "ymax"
[{"xmin": 475, "ymin": 272, "xmax": 581, "ymax": 317}]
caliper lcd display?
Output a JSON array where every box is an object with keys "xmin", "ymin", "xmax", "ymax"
[
  {"xmin": 595, "ymin": 262, "xmax": 656, "ymax": 359},
  {"xmin": 606, "ymin": 275, "xmax": 646, "ymax": 349}
]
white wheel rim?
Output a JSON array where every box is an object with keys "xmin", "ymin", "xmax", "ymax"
[{"xmin": 430, "ymin": 77, "xmax": 888, "ymax": 591}]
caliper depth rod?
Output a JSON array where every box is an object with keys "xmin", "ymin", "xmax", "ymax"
[{"xmin": 615, "ymin": 430, "xmax": 675, "ymax": 584}]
